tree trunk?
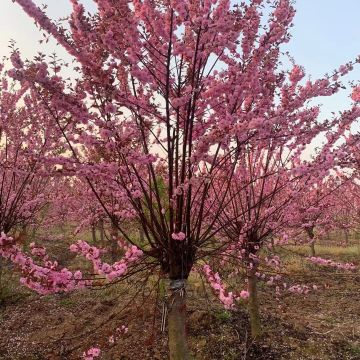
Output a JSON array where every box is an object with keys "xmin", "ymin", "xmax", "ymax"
[
  {"xmin": 91, "ymin": 224, "xmax": 97, "ymax": 243},
  {"xmin": 168, "ymin": 279, "xmax": 190, "ymax": 360},
  {"xmin": 307, "ymin": 227, "xmax": 315, "ymax": 257},
  {"xmin": 99, "ymin": 219, "xmax": 105, "ymax": 246},
  {"xmin": 309, "ymin": 241, "xmax": 315, "ymax": 257},
  {"xmin": 139, "ymin": 228, "xmax": 145, "ymax": 245},
  {"xmin": 248, "ymin": 265, "xmax": 261, "ymax": 338},
  {"xmin": 30, "ymin": 225, "xmax": 37, "ymax": 242},
  {"xmin": 270, "ymin": 237, "xmax": 275, "ymax": 252},
  {"xmin": 110, "ymin": 221, "xmax": 119, "ymax": 262}
]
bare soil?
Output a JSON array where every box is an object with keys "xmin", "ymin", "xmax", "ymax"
[{"xmin": 1, "ymin": 254, "xmax": 360, "ymax": 359}]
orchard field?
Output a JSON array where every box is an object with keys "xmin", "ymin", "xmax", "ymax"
[
  {"xmin": 1, "ymin": 0, "xmax": 360, "ymax": 359},
  {"xmin": 1, "ymin": 232, "xmax": 360, "ymax": 359}
]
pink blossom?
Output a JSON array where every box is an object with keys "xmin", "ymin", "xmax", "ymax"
[
  {"xmin": 289, "ymin": 65, "xmax": 305, "ymax": 84},
  {"xmin": 307, "ymin": 256, "xmax": 356, "ymax": 271},
  {"xmin": 171, "ymin": 232, "xmax": 186, "ymax": 241},
  {"xmin": 105, "ymin": 102, "xmax": 117, "ymax": 114},
  {"xmin": 239, "ymin": 290, "xmax": 250, "ymax": 299},
  {"xmin": 351, "ymin": 86, "xmax": 360, "ymax": 102},
  {"xmin": 83, "ymin": 347, "xmax": 101, "ymax": 360}
]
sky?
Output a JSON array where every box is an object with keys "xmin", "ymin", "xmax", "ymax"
[{"xmin": 0, "ymin": 0, "xmax": 359, "ymax": 118}]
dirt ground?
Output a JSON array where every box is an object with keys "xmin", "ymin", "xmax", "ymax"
[{"xmin": 1, "ymin": 247, "xmax": 360, "ymax": 359}]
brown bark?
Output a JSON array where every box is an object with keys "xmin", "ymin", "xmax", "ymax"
[
  {"xmin": 91, "ymin": 224, "xmax": 97, "ymax": 243},
  {"xmin": 168, "ymin": 280, "xmax": 190, "ymax": 360},
  {"xmin": 309, "ymin": 241, "xmax": 315, "ymax": 257},
  {"xmin": 307, "ymin": 227, "xmax": 315, "ymax": 257},
  {"xmin": 270, "ymin": 237, "xmax": 275, "ymax": 251},
  {"xmin": 139, "ymin": 228, "xmax": 145, "ymax": 244},
  {"xmin": 110, "ymin": 221, "xmax": 119, "ymax": 262},
  {"xmin": 99, "ymin": 219, "xmax": 105, "ymax": 245}
]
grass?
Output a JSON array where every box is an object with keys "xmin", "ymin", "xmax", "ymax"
[
  {"xmin": 214, "ymin": 309, "xmax": 233, "ymax": 322},
  {"xmin": 348, "ymin": 343, "xmax": 360, "ymax": 357},
  {"xmin": 256, "ymin": 243, "xmax": 360, "ymax": 278},
  {"xmin": 0, "ymin": 269, "xmax": 30, "ymax": 305},
  {"xmin": 58, "ymin": 296, "xmax": 76, "ymax": 307},
  {"xmin": 287, "ymin": 244, "xmax": 360, "ymax": 257}
]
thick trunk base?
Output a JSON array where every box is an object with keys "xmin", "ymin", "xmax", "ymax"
[
  {"xmin": 309, "ymin": 241, "xmax": 315, "ymax": 257},
  {"xmin": 307, "ymin": 227, "xmax": 315, "ymax": 257},
  {"xmin": 168, "ymin": 280, "xmax": 190, "ymax": 360}
]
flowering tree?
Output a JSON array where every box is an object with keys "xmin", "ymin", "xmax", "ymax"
[
  {"xmin": 0, "ymin": 63, "xmax": 59, "ymax": 301},
  {"xmin": 3, "ymin": 0, "xmax": 360, "ymax": 358},
  {"xmin": 0, "ymin": 64, "xmax": 56, "ymax": 238},
  {"xmin": 329, "ymin": 180, "xmax": 360, "ymax": 245},
  {"xmin": 202, "ymin": 135, "xmax": 353, "ymax": 336},
  {"xmin": 46, "ymin": 176, "xmax": 127, "ymax": 259},
  {"xmin": 193, "ymin": 42, "xmax": 360, "ymax": 336},
  {"xmin": 288, "ymin": 177, "xmax": 344, "ymax": 256}
]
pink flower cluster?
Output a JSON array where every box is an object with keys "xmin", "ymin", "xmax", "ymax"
[
  {"xmin": 287, "ymin": 284, "xmax": 314, "ymax": 295},
  {"xmin": 109, "ymin": 324, "xmax": 128, "ymax": 345},
  {"xmin": 265, "ymin": 274, "xmax": 282, "ymax": 286},
  {"xmin": 289, "ymin": 65, "xmax": 305, "ymax": 84},
  {"xmin": 171, "ymin": 232, "xmax": 186, "ymax": 241},
  {"xmin": 70, "ymin": 240, "xmax": 143, "ymax": 281},
  {"xmin": 0, "ymin": 233, "xmax": 89, "ymax": 294},
  {"xmin": 264, "ymin": 255, "xmax": 281, "ymax": 269},
  {"xmin": 83, "ymin": 347, "xmax": 101, "ymax": 360},
  {"xmin": 307, "ymin": 256, "xmax": 356, "ymax": 271},
  {"xmin": 0, "ymin": 233, "xmax": 143, "ymax": 294},
  {"xmin": 351, "ymin": 86, "xmax": 360, "ymax": 102},
  {"xmin": 203, "ymin": 264, "xmax": 249, "ymax": 309}
]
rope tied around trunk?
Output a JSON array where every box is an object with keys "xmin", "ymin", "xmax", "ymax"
[
  {"xmin": 161, "ymin": 279, "xmax": 186, "ymax": 332},
  {"xmin": 170, "ymin": 279, "xmax": 186, "ymax": 291}
]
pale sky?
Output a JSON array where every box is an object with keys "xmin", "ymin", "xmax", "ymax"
[{"xmin": 0, "ymin": 0, "xmax": 359, "ymax": 119}]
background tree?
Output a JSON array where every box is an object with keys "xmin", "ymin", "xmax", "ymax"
[{"xmin": 2, "ymin": 0, "xmax": 360, "ymax": 358}]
